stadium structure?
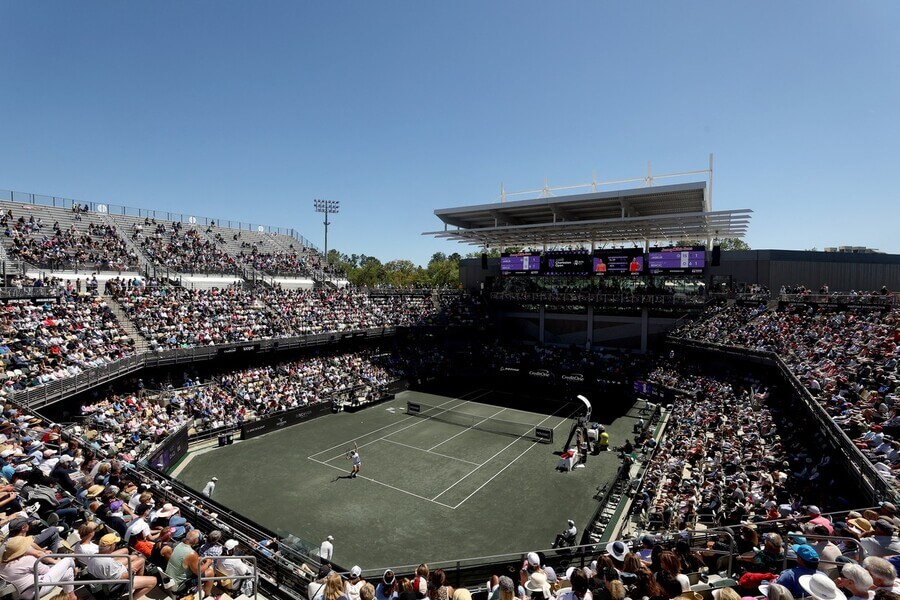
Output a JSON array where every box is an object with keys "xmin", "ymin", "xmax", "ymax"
[{"xmin": 1, "ymin": 161, "xmax": 900, "ymax": 600}]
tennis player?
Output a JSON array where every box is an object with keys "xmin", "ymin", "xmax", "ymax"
[{"xmin": 348, "ymin": 443, "xmax": 361, "ymax": 478}]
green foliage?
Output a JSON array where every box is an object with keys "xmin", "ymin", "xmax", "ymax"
[
  {"xmin": 718, "ymin": 238, "xmax": 751, "ymax": 251},
  {"xmin": 336, "ymin": 249, "xmax": 460, "ymax": 287}
]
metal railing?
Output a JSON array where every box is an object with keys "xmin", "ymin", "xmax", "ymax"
[
  {"xmin": 1, "ymin": 188, "xmax": 319, "ymax": 253},
  {"xmin": 198, "ymin": 555, "xmax": 259, "ymax": 600},
  {"xmin": 6, "ymin": 327, "xmax": 398, "ymax": 409},
  {"xmin": 34, "ymin": 553, "xmax": 138, "ymax": 600},
  {"xmin": 11, "ymin": 353, "xmax": 146, "ymax": 410},
  {"xmin": 0, "ymin": 286, "xmax": 64, "ymax": 298},
  {"xmin": 491, "ymin": 291, "xmax": 708, "ymax": 306}
]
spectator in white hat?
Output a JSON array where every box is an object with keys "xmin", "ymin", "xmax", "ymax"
[
  {"xmin": 346, "ymin": 565, "xmax": 366, "ymax": 600},
  {"xmin": 220, "ymin": 539, "xmax": 254, "ymax": 597}
]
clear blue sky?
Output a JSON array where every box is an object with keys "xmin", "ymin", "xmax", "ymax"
[{"xmin": 1, "ymin": 1, "xmax": 897, "ymax": 266}]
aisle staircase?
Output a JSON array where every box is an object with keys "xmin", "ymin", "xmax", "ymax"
[{"xmin": 103, "ymin": 294, "xmax": 150, "ymax": 352}]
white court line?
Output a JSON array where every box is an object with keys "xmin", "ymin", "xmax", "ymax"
[
  {"xmin": 450, "ymin": 408, "xmax": 567, "ymax": 509},
  {"xmin": 316, "ymin": 390, "xmax": 493, "ymax": 463},
  {"xmin": 306, "ymin": 456, "xmax": 457, "ymax": 510},
  {"xmin": 427, "ymin": 406, "xmax": 508, "ymax": 452},
  {"xmin": 308, "ymin": 389, "xmax": 490, "ymax": 461},
  {"xmin": 430, "ymin": 406, "xmax": 566, "ymax": 504},
  {"xmin": 381, "ymin": 438, "xmax": 481, "ymax": 466}
]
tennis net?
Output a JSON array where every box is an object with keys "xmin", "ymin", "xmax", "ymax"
[{"xmin": 406, "ymin": 401, "xmax": 542, "ymax": 441}]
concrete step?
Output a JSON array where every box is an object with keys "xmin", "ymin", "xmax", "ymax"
[{"xmin": 103, "ymin": 293, "xmax": 150, "ymax": 351}]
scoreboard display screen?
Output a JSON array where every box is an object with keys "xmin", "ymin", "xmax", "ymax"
[
  {"xmin": 592, "ymin": 249, "xmax": 645, "ymax": 276},
  {"xmin": 541, "ymin": 251, "xmax": 592, "ymax": 275},
  {"xmin": 634, "ymin": 380, "xmax": 653, "ymax": 396},
  {"xmin": 500, "ymin": 252, "xmax": 541, "ymax": 275},
  {"xmin": 648, "ymin": 246, "xmax": 707, "ymax": 274}
]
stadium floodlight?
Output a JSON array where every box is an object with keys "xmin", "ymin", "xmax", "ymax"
[{"xmin": 313, "ymin": 199, "xmax": 340, "ymax": 264}]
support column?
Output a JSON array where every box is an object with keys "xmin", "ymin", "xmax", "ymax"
[
  {"xmin": 586, "ymin": 306, "xmax": 594, "ymax": 349},
  {"xmin": 539, "ymin": 306, "xmax": 546, "ymax": 344},
  {"xmin": 640, "ymin": 308, "xmax": 649, "ymax": 353}
]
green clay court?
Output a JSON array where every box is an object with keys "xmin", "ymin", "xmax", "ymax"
[{"xmin": 172, "ymin": 388, "xmax": 637, "ymax": 570}]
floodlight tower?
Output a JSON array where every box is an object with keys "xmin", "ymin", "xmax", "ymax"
[{"xmin": 313, "ymin": 199, "xmax": 340, "ymax": 265}]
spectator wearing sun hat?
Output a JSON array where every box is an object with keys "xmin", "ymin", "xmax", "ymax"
[
  {"xmin": 0, "ymin": 534, "xmax": 77, "ymax": 600},
  {"xmin": 525, "ymin": 571, "xmax": 553, "ymax": 600},
  {"xmin": 775, "ymin": 544, "xmax": 820, "ymax": 598},
  {"xmin": 799, "ymin": 572, "xmax": 846, "ymax": 600},
  {"xmin": 860, "ymin": 520, "xmax": 900, "ymax": 558}
]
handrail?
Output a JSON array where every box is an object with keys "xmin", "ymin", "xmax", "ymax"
[
  {"xmin": 0, "ymin": 189, "xmax": 320, "ymax": 253},
  {"xmin": 490, "ymin": 291, "xmax": 708, "ymax": 306},
  {"xmin": 197, "ymin": 555, "xmax": 259, "ymax": 600},
  {"xmin": 7, "ymin": 326, "xmax": 399, "ymax": 409},
  {"xmin": 34, "ymin": 552, "xmax": 137, "ymax": 600}
]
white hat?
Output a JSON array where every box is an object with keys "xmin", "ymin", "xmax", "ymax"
[
  {"xmin": 327, "ymin": 535, "xmax": 334, "ymax": 541},
  {"xmin": 525, "ymin": 572, "xmax": 551, "ymax": 597},
  {"xmin": 224, "ymin": 539, "xmax": 239, "ymax": 551},
  {"xmin": 606, "ymin": 540, "xmax": 629, "ymax": 562},
  {"xmin": 211, "ymin": 476, "xmax": 218, "ymax": 482},
  {"xmin": 799, "ymin": 573, "xmax": 846, "ymax": 600},
  {"xmin": 526, "ymin": 552, "xmax": 540, "ymax": 567},
  {"xmin": 350, "ymin": 565, "xmax": 362, "ymax": 578},
  {"xmin": 156, "ymin": 503, "xmax": 178, "ymax": 518}
]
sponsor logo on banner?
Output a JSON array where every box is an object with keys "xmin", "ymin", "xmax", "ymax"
[
  {"xmin": 529, "ymin": 369, "xmax": 552, "ymax": 378},
  {"xmin": 500, "ymin": 367, "xmax": 520, "ymax": 373},
  {"xmin": 561, "ymin": 373, "xmax": 585, "ymax": 382}
]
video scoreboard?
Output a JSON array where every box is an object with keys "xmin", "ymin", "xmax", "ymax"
[
  {"xmin": 500, "ymin": 247, "xmax": 706, "ymax": 276},
  {"xmin": 647, "ymin": 246, "xmax": 706, "ymax": 275}
]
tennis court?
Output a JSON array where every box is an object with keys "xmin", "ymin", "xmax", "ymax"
[{"xmin": 173, "ymin": 387, "xmax": 636, "ymax": 569}]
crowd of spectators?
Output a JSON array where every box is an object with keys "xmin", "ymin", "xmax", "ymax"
[
  {"xmin": 219, "ymin": 351, "xmax": 393, "ymax": 417},
  {"xmin": 137, "ymin": 222, "xmax": 238, "ymax": 274},
  {"xmin": 238, "ymin": 249, "xmax": 343, "ymax": 278},
  {"xmin": 673, "ymin": 303, "xmax": 900, "ymax": 482},
  {"xmin": 2, "ymin": 209, "xmax": 137, "ymax": 271},
  {"xmin": 77, "ymin": 350, "xmax": 396, "ymax": 458},
  {"xmin": 641, "ymin": 362, "xmax": 835, "ymax": 531},
  {"xmin": 110, "ymin": 285, "xmax": 469, "ymax": 349},
  {"xmin": 0, "ymin": 405, "xmax": 264, "ymax": 600},
  {"xmin": 0, "ymin": 295, "xmax": 135, "ymax": 394}
]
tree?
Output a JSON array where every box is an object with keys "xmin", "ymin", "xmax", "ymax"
[
  {"xmin": 718, "ymin": 238, "xmax": 750, "ymax": 251},
  {"xmin": 383, "ymin": 260, "xmax": 421, "ymax": 288},
  {"xmin": 429, "ymin": 252, "xmax": 447, "ymax": 265}
]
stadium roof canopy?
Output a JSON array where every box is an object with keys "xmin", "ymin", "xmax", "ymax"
[{"xmin": 425, "ymin": 181, "xmax": 752, "ymax": 248}]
